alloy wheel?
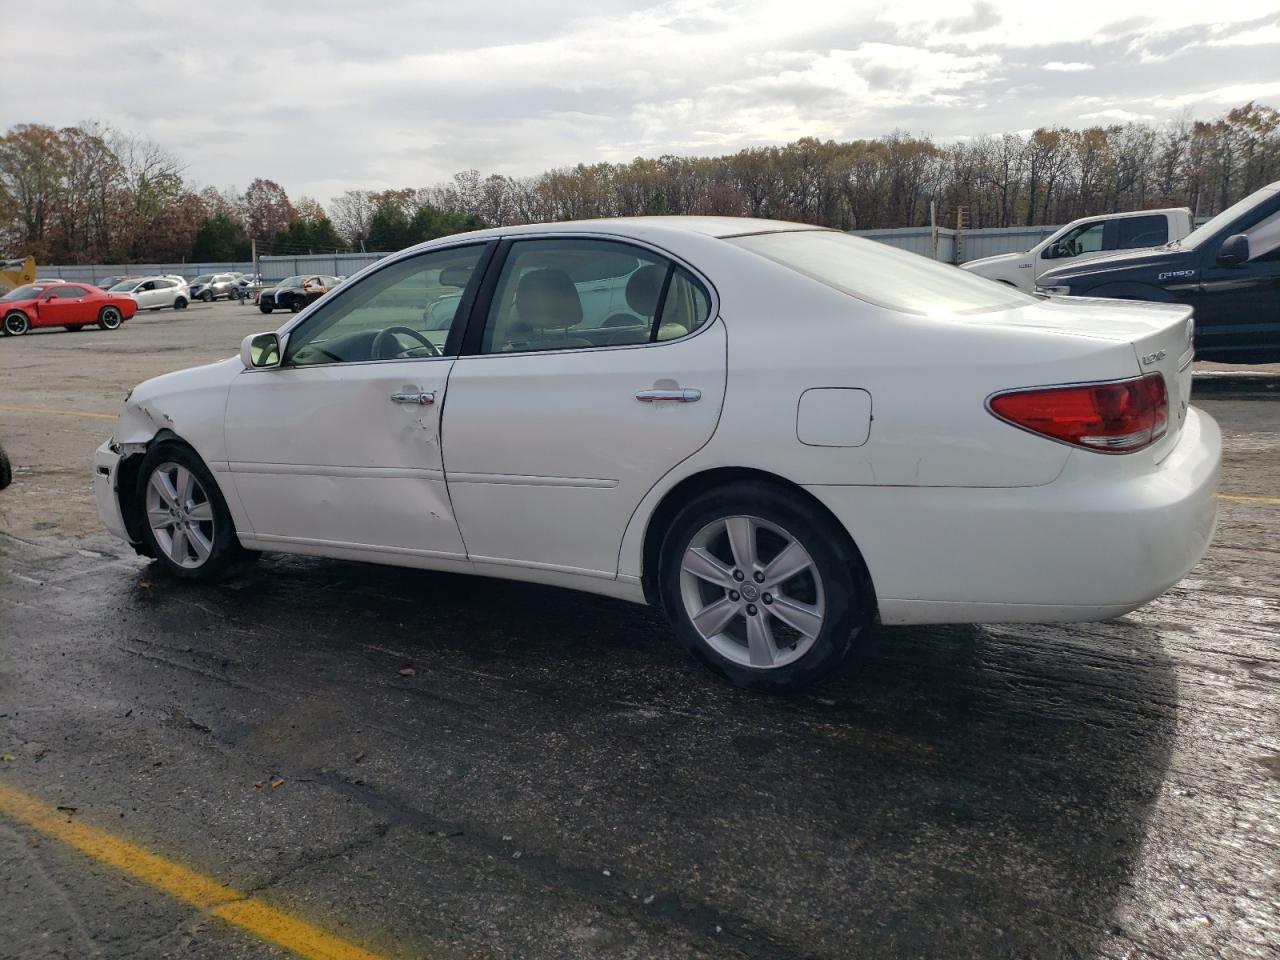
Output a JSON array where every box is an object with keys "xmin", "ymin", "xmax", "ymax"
[
  {"xmin": 145, "ymin": 462, "xmax": 216, "ymax": 569},
  {"xmin": 4, "ymin": 312, "xmax": 29, "ymax": 335},
  {"xmin": 100, "ymin": 307, "xmax": 121, "ymax": 329},
  {"xmin": 678, "ymin": 515, "xmax": 826, "ymax": 669}
]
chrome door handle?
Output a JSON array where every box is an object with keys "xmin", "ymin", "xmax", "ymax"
[
  {"xmin": 636, "ymin": 388, "xmax": 701, "ymax": 403},
  {"xmin": 390, "ymin": 391, "xmax": 435, "ymax": 405}
]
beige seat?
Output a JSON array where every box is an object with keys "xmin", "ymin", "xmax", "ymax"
[{"xmin": 507, "ymin": 268, "xmax": 592, "ymax": 351}]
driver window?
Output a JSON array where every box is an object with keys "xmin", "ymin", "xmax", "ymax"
[
  {"xmin": 1045, "ymin": 222, "xmax": 1104, "ymax": 259},
  {"xmin": 284, "ymin": 245, "xmax": 485, "ymax": 366}
]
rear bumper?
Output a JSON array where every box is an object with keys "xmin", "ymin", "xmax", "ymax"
[
  {"xmin": 806, "ymin": 407, "xmax": 1221, "ymax": 625},
  {"xmin": 93, "ymin": 440, "xmax": 130, "ymax": 543}
]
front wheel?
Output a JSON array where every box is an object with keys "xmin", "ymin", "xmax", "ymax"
[
  {"xmin": 201, "ymin": 290, "xmax": 213, "ymax": 302},
  {"xmin": 3, "ymin": 311, "xmax": 30, "ymax": 336},
  {"xmin": 98, "ymin": 306, "xmax": 123, "ymax": 330},
  {"xmin": 0, "ymin": 444, "xmax": 11, "ymax": 489},
  {"xmin": 136, "ymin": 444, "xmax": 240, "ymax": 580},
  {"xmin": 659, "ymin": 482, "xmax": 871, "ymax": 691}
]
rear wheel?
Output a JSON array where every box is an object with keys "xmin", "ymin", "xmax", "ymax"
[
  {"xmin": 4, "ymin": 311, "xmax": 30, "ymax": 336},
  {"xmin": 136, "ymin": 444, "xmax": 240, "ymax": 580},
  {"xmin": 259, "ymin": 304, "xmax": 273, "ymax": 314},
  {"xmin": 98, "ymin": 306, "xmax": 122, "ymax": 330},
  {"xmin": 174, "ymin": 297, "xmax": 187, "ymax": 310},
  {"xmin": 289, "ymin": 296, "xmax": 304, "ymax": 313},
  {"xmin": 659, "ymin": 482, "xmax": 871, "ymax": 691},
  {"xmin": 0, "ymin": 444, "xmax": 11, "ymax": 489}
]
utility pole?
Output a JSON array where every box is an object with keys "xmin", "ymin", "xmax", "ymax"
[
  {"xmin": 930, "ymin": 201, "xmax": 938, "ymax": 261},
  {"xmin": 251, "ymin": 237, "xmax": 259, "ymax": 280}
]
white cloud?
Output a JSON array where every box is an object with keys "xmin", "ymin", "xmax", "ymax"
[{"xmin": 2, "ymin": 0, "xmax": 1278, "ymax": 201}]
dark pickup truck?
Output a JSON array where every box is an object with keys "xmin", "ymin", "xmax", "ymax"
[{"xmin": 1036, "ymin": 181, "xmax": 1280, "ymax": 362}]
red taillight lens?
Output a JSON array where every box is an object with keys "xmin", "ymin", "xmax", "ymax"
[{"xmin": 989, "ymin": 374, "xmax": 1168, "ymax": 453}]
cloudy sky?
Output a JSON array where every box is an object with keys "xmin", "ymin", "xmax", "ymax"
[{"xmin": 11, "ymin": 1, "xmax": 1280, "ymax": 202}]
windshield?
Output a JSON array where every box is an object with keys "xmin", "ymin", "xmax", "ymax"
[
  {"xmin": 109, "ymin": 280, "xmax": 138, "ymax": 292},
  {"xmin": 192, "ymin": 274, "xmax": 213, "ymax": 284},
  {"xmin": 1, "ymin": 284, "xmax": 45, "ymax": 301},
  {"xmin": 728, "ymin": 230, "xmax": 1034, "ymax": 315},
  {"xmin": 1180, "ymin": 186, "xmax": 1280, "ymax": 250}
]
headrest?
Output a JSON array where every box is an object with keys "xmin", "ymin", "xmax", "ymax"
[
  {"xmin": 516, "ymin": 268, "xmax": 582, "ymax": 329},
  {"xmin": 625, "ymin": 264, "xmax": 666, "ymax": 317}
]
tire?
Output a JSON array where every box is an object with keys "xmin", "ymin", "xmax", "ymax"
[
  {"xmin": 201, "ymin": 290, "xmax": 213, "ymax": 302},
  {"xmin": 259, "ymin": 304, "xmax": 273, "ymax": 314},
  {"xmin": 174, "ymin": 297, "xmax": 187, "ymax": 310},
  {"xmin": 0, "ymin": 444, "xmax": 11, "ymax": 490},
  {"xmin": 135, "ymin": 443, "xmax": 240, "ymax": 580},
  {"xmin": 98, "ymin": 306, "xmax": 123, "ymax": 330},
  {"xmin": 289, "ymin": 296, "xmax": 303, "ymax": 313},
  {"xmin": 3, "ymin": 311, "xmax": 30, "ymax": 336},
  {"xmin": 658, "ymin": 481, "xmax": 871, "ymax": 691}
]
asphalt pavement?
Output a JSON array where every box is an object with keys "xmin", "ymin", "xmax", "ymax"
[{"xmin": 0, "ymin": 300, "xmax": 1277, "ymax": 959}]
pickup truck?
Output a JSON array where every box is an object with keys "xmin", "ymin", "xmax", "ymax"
[
  {"xmin": 961, "ymin": 208, "xmax": 1194, "ymax": 292},
  {"xmin": 1037, "ymin": 181, "xmax": 1280, "ymax": 363}
]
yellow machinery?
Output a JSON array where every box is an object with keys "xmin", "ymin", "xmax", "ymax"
[{"xmin": 0, "ymin": 256, "xmax": 36, "ymax": 294}]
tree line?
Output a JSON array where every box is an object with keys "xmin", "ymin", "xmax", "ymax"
[{"xmin": 1, "ymin": 102, "xmax": 1276, "ymax": 264}]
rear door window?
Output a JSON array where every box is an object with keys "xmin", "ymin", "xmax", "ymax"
[
  {"xmin": 478, "ymin": 238, "xmax": 712, "ymax": 354},
  {"xmin": 1115, "ymin": 215, "xmax": 1168, "ymax": 250}
]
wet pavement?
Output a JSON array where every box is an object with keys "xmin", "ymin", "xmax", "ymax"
[{"xmin": 1, "ymin": 304, "xmax": 1278, "ymax": 959}]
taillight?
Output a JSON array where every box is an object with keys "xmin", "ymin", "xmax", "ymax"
[{"xmin": 989, "ymin": 374, "xmax": 1168, "ymax": 453}]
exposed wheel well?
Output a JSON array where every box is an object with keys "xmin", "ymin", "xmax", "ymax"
[
  {"xmin": 117, "ymin": 431, "xmax": 205, "ymax": 554},
  {"xmin": 639, "ymin": 466, "xmax": 877, "ymax": 618}
]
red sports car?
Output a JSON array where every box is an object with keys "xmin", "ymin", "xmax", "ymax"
[{"xmin": 1, "ymin": 281, "xmax": 137, "ymax": 336}]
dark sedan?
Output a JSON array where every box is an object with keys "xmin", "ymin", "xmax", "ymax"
[{"xmin": 257, "ymin": 275, "xmax": 341, "ymax": 313}]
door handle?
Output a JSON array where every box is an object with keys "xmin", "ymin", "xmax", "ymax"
[
  {"xmin": 636, "ymin": 388, "xmax": 701, "ymax": 403},
  {"xmin": 390, "ymin": 391, "xmax": 435, "ymax": 405}
]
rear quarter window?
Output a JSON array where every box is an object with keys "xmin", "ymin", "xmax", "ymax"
[
  {"xmin": 729, "ymin": 230, "xmax": 1033, "ymax": 315},
  {"xmin": 1116, "ymin": 215, "xmax": 1168, "ymax": 249}
]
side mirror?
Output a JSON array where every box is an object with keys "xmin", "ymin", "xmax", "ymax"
[
  {"xmin": 1217, "ymin": 233, "xmax": 1249, "ymax": 266},
  {"xmin": 241, "ymin": 331, "xmax": 285, "ymax": 369}
]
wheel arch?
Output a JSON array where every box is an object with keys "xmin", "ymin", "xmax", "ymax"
[
  {"xmin": 118, "ymin": 430, "xmax": 225, "ymax": 552},
  {"xmin": 637, "ymin": 466, "xmax": 878, "ymax": 617}
]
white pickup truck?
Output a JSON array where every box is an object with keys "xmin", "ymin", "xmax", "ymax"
[{"xmin": 960, "ymin": 208, "xmax": 1195, "ymax": 291}]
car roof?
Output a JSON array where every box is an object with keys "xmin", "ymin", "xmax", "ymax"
[{"xmin": 456, "ymin": 215, "xmax": 831, "ymax": 243}]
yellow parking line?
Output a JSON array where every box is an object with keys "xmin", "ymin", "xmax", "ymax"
[
  {"xmin": 0, "ymin": 404, "xmax": 117, "ymax": 421},
  {"xmin": 0, "ymin": 782, "xmax": 386, "ymax": 960},
  {"xmin": 1219, "ymin": 493, "xmax": 1280, "ymax": 505}
]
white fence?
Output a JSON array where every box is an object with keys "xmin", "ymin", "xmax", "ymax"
[{"xmin": 37, "ymin": 223, "xmax": 1069, "ymax": 283}]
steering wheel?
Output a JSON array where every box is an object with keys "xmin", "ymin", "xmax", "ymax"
[{"xmin": 372, "ymin": 326, "xmax": 440, "ymax": 360}]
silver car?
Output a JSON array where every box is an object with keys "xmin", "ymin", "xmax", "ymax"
[
  {"xmin": 109, "ymin": 276, "xmax": 190, "ymax": 311},
  {"xmin": 188, "ymin": 273, "xmax": 239, "ymax": 302}
]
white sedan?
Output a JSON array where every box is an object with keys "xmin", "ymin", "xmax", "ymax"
[{"xmin": 95, "ymin": 217, "xmax": 1221, "ymax": 690}]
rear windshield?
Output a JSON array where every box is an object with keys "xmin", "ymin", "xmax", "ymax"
[{"xmin": 728, "ymin": 230, "xmax": 1034, "ymax": 315}]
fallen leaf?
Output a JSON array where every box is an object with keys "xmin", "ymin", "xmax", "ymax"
[
  {"xmin": 354, "ymin": 752, "xmax": 365, "ymax": 763},
  {"xmin": 270, "ymin": 777, "xmax": 285, "ymax": 789},
  {"xmin": 0, "ymin": 754, "xmax": 15, "ymax": 762},
  {"xmin": 398, "ymin": 666, "xmax": 416, "ymax": 677},
  {"xmin": 56, "ymin": 805, "xmax": 78, "ymax": 814},
  {"xmin": 254, "ymin": 780, "xmax": 264, "ymax": 789}
]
